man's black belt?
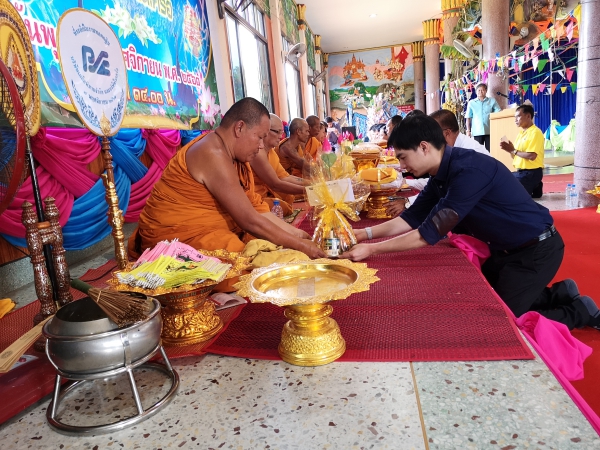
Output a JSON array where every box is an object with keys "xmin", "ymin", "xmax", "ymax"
[{"xmin": 505, "ymin": 225, "xmax": 557, "ymax": 253}]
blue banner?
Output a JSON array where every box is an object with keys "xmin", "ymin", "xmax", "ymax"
[{"xmin": 10, "ymin": 0, "xmax": 220, "ymax": 130}]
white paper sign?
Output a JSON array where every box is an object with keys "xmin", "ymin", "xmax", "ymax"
[
  {"xmin": 57, "ymin": 9, "xmax": 127, "ymax": 136},
  {"xmin": 305, "ymin": 178, "xmax": 355, "ymax": 207}
]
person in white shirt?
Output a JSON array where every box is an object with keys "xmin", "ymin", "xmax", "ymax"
[
  {"xmin": 386, "ymin": 110, "xmax": 490, "ymax": 216},
  {"xmin": 430, "ymin": 109, "xmax": 490, "ymax": 155}
]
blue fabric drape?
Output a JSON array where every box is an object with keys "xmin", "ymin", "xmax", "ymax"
[
  {"xmin": 3, "ymin": 166, "xmax": 130, "ymax": 250},
  {"xmin": 180, "ymin": 130, "xmax": 203, "ymax": 146},
  {"xmin": 108, "ymin": 129, "xmax": 148, "ymax": 183}
]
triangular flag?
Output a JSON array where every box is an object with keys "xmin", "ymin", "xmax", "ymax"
[
  {"xmin": 567, "ymin": 22, "xmax": 574, "ymax": 41},
  {"xmin": 555, "ymin": 23, "xmax": 565, "ymax": 39},
  {"xmin": 570, "ymin": 82, "xmax": 577, "ymax": 93},
  {"xmin": 557, "ymin": 69, "xmax": 564, "ymax": 78},
  {"xmin": 519, "ymin": 55, "xmax": 526, "ymax": 69},
  {"xmin": 523, "ymin": 85, "xmax": 530, "ymax": 93},
  {"xmin": 548, "ymin": 48, "xmax": 555, "ymax": 62},
  {"xmin": 551, "ymin": 28, "xmax": 557, "ymax": 40},
  {"xmin": 532, "ymin": 84, "xmax": 539, "ymax": 95},
  {"xmin": 524, "ymin": 43, "xmax": 530, "ymax": 55},
  {"xmin": 539, "ymin": 83, "xmax": 547, "ymax": 93},
  {"xmin": 505, "ymin": 56, "xmax": 511, "ymax": 68},
  {"xmin": 541, "ymin": 37, "xmax": 550, "ymax": 51},
  {"xmin": 566, "ymin": 67, "xmax": 574, "ymax": 81},
  {"xmin": 537, "ymin": 59, "xmax": 548, "ymax": 72},
  {"xmin": 532, "ymin": 56, "xmax": 539, "ymax": 71},
  {"xmin": 551, "ymin": 84, "xmax": 557, "ymax": 94},
  {"xmin": 532, "ymin": 37, "xmax": 540, "ymax": 51},
  {"xmin": 561, "ymin": 86, "xmax": 567, "ymax": 94}
]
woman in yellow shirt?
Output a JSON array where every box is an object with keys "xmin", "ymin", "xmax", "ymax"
[{"xmin": 500, "ymin": 104, "xmax": 545, "ymax": 198}]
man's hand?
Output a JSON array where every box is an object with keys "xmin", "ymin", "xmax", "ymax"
[
  {"xmin": 385, "ymin": 199, "xmax": 407, "ymax": 217},
  {"xmin": 340, "ymin": 243, "xmax": 373, "ymax": 261},
  {"xmin": 300, "ymin": 239, "xmax": 326, "ymax": 258},
  {"xmin": 499, "ymin": 140, "xmax": 515, "ymax": 153},
  {"xmin": 354, "ymin": 228, "xmax": 368, "ymax": 242}
]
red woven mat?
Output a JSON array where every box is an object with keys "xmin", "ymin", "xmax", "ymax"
[{"xmin": 206, "ymin": 216, "xmax": 533, "ymax": 362}]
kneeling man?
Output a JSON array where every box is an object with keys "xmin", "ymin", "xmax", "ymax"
[{"xmin": 342, "ymin": 114, "xmax": 596, "ymax": 330}]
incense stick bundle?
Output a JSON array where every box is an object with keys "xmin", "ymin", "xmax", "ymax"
[{"xmin": 70, "ymin": 279, "xmax": 152, "ymax": 328}]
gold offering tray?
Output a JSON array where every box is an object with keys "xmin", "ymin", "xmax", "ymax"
[
  {"xmin": 108, "ymin": 249, "xmax": 252, "ymax": 346},
  {"xmin": 235, "ymin": 259, "xmax": 379, "ymax": 366},
  {"xmin": 234, "ymin": 258, "xmax": 379, "ymax": 307}
]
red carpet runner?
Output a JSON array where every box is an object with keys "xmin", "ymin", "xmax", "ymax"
[
  {"xmin": 551, "ymin": 207, "xmax": 600, "ymax": 419},
  {"xmin": 206, "ymin": 216, "xmax": 533, "ymax": 362}
]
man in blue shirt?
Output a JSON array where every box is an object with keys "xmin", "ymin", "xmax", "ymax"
[
  {"xmin": 342, "ymin": 114, "xmax": 598, "ymax": 330},
  {"xmin": 465, "ymin": 83, "xmax": 501, "ymax": 151}
]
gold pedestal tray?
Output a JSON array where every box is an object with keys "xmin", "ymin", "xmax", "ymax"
[
  {"xmin": 108, "ymin": 249, "xmax": 251, "ymax": 347},
  {"xmin": 349, "ymin": 152, "xmax": 380, "ymax": 172},
  {"xmin": 234, "ymin": 259, "xmax": 379, "ymax": 366},
  {"xmin": 366, "ymin": 187, "xmax": 399, "ymax": 219}
]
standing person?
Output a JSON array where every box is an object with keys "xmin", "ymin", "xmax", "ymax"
[
  {"xmin": 465, "ymin": 83, "xmax": 501, "ymax": 151},
  {"xmin": 499, "ymin": 104, "xmax": 545, "ymax": 198},
  {"xmin": 326, "ymin": 116, "xmax": 340, "ymax": 147},
  {"xmin": 342, "ymin": 113, "xmax": 597, "ymax": 331}
]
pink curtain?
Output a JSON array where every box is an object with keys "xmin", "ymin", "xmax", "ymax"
[
  {"xmin": 142, "ymin": 129, "xmax": 180, "ymax": 169},
  {"xmin": 124, "ymin": 163, "xmax": 163, "ymax": 222},
  {"xmin": 0, "ymin": 165, "xmax": 74, "ymax": 237},
  {"xmin": 32, "ymin": 128, "xmax": 101, "ymax": 197}
]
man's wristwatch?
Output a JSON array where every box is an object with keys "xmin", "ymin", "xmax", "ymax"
[
  {"xmin": 365, "ymin": 227, "xmax": 373, "ymax": 240},
  {"xmin": 512, "ymin": 149, "xmax": 518, "ymax": 157}
]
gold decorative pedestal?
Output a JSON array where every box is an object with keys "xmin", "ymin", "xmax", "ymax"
[
  {"xmin": 234, "ymin": 259, "xmax": 379, "ymax": 366},
  {"xmin": 157, "ymin": 284, "xmax": 222, "ymax": 346},
  {"xmin": 367, "ymin": 187, "xmax": 398, "ymax": 219},
  {"xmin": 349, "ymin": 152, "xmax": 380, "ymax": 173},
  {"xmin": 108, "ymin": 249, "xmax": 251, "ymax": 347},
  {"xmin": 279, "ymin": 303, "xmax": 346, "ymax": 366}
]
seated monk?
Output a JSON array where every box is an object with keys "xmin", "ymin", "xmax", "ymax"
[
  {"xmin": 304, "ymin": 115, "xmax": 323, "ymax": 159},
  {"xmin": 251, "ymin": 114, "xmax": 306, "ymax": 215},
  {"xmin": 276, "ymin": 118, "xmax": 310, "ymax": 177},
  {"xmin": 129, "ymin": 97, "xmax": 324, "ymax": 281}
]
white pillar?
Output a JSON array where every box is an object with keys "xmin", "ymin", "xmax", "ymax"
[{"xmin": 268, "ymin": 0, "xmax": 290, "ymax": 121}]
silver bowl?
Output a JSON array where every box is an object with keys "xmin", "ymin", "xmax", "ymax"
[{"xmin": 43, "ymin": 297, "xmax": 162, "ymax": 375}]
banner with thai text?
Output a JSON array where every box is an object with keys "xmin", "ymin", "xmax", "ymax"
[{"xmin": 10, "ymin": 0, "xmax": 220, "ymax": 130}]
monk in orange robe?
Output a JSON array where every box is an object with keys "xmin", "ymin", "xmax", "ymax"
[
  {"xmin": 304, "ymin": 115, "xmax": 323, "ymax": 159},
  {"xmin": 276, "ymin": 118, "xmax": 310, "ymax": 177},
  {"xmin": 251, "ymin": 114, "xmax": 306, "ymax": 215},
  {"xmin": 128, "ymin": 98, "xmax": 324, "ymax": 263}
]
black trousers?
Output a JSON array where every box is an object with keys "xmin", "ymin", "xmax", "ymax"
[
  {"xmin": 482, "ymin": 231, "xmax": 590, "ymax": 329},
  {"xmin": 514, "ymin": 168, "xmax": 544, "ymax": 198},
  {"xmin": 474, "ymin": 134, "xmax": 490, "ymax": 151}
]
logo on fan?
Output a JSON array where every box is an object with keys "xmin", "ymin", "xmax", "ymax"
[{"xmin": 81, "ymin": 46, "xmax": 111, "ymax": 76}]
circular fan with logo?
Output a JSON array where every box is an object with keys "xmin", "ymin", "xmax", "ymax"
[{"xmin": 0, "ymin": 58, "xmax": 26, "ymax": 215}]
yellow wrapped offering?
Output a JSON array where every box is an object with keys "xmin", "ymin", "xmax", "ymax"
[{"xmin": 359, "ymin": 167, "xmax": 398, "ymax": 184}]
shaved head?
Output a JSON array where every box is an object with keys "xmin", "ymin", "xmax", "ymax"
[
  {"xmin": 221, "ymin": 97, "xmax": 270, "ymax": 129},
  {"xmin": 265, "ymin": 114, "xmax": 284, "ymax": 149},
  {"xmin": 306, "ymin": 115, "xmax": 321, "ymax": 138}
]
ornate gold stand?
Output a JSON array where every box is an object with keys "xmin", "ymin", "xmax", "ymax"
[
  {"xmin": 279, "ymin": 303, "xmax": 346, "ymax": 366},
  {"xmin": 349, "ymin": 153, "xmax": 380, "ymax": 172},
  {"xmin": 234, "ymin": 259, "xmax": 379, "ymax": 367},
  {"xmin": 157, "ymin": 284, "xmax": 223, "ymax": 346},
  {"xmin": 100, "ymin": 135, "xmax": 128, "ymax": 270},
  {"xmin": 366, "ymin": 187, "xmax": 398, "ymax": 219}
]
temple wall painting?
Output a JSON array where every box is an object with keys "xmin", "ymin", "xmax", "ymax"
[{"xmin": 327, "ymin": 44, "xmax": 415, "ymax": 121}]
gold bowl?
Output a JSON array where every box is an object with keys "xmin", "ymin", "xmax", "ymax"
[
  {"xmin": 235, "ymin": 259, "xmax": 379, "ymax": 366},
  {"xmin": 109, "ymin": 249, "xmax": 251, "ymax": 347},
  {"xmin": 349, "ymin": 152, "xmax": 380, "ymax": 172}
]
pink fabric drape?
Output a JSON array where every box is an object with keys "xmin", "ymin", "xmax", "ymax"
[
  {"xmin": 124, "ymin": 163, "xmax": 163, "ymax": 222},
  {"xmin": 32, "ymin": 128, "xmax": 101, "ymax": 197},
  {"xmin": 0, "ymin": 165, "xmax": 74, "ymax": 237},
  {"xmin": 124, "ymin": 129, "xmax": 181, "ymax": 222},
  {"xmin": 142, "ymin": 129, "xmax": 180, "ymax": 169},
  {"xmin": 447, "ymin": 233, "xmax": 491, "ymax": 269},
  {"xmin": 516, "ymin": 312, "xmax": 592, "ymax": 381}
]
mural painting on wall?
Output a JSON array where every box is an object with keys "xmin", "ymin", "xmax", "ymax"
[
  {"xmin": 305, "ymin": 27, "xmax": 315, "ymax": 70},
  {"xmin": 279, "ymin": 0, "xmax": 299, "ymax": 44},
  {"xmin": 328, "ymin": 45, "xmax": 415, "ymax": 120},
  {"xmin": 511, "ymin": 0, "xmax": 579, "ymax": 22},
  {"xmin": 9, "ymin": 0, "xmax": 220, "ymax": 130}
]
